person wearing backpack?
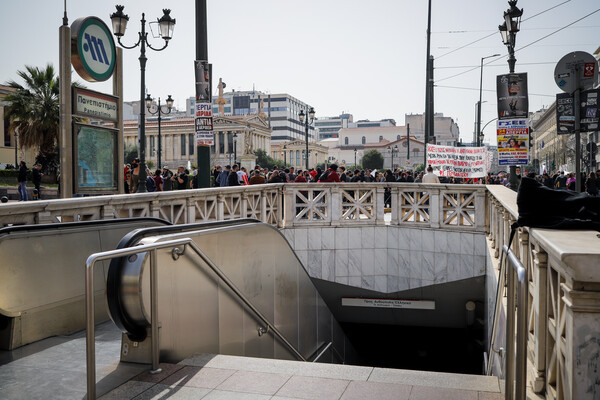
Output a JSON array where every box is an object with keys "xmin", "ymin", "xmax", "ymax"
[{"xmin": 318, "ymin": 164, "xmax": 341, "ymax": 183}]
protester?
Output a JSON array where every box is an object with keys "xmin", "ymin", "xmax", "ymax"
[
  {"xmin": 32, "ymin": 163, "xmax": 43, "ymax": 199},
  {"xmin": 162, "ymin": 166, "xmax": 174, "ymax": 191},
  {"xmin": 249, "ymin": 169, "xmax": 266, "ymax": 185},
  {"xmin": 17, "ymin": 161, "xmax": 28, "ymax": 201},
  {"xmin": 422, "ymin": 165, "xmax": 440, "ymax": 184}
]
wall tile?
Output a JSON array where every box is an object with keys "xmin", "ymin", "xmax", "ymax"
[
  {"xmin": 296, "ymin": 250, "xmax": 308, "ymax": 269},
  {"xmin": 398, "ymin": 250, "xmax": 410, "ymax": 277},
  {"xmin": 474, "ymin": 234, "xmax": 487, "ymax": 256},
  {"xmin": 434, "ymin": 253, "xmax": 448, "ymax": 284},
  {"xmin": 348, "ymin": 228, "xmax": 362, "ymax": 249},
  {"xmin": 408, "ymin": 229, "xmax": 421, "ymax": 251},
  {"xmin": 307, "ymin": 228, "xmax": 322, "ymax": 250},
  {"xmin": 409, "ymin": 278, "xmax": 422, "ymax": 290},
  {"xmin": 335, "ymin": 228, "xmax": 349, "ymax": 250},
  {"xmin": 461, "ymin": 254, "xmax": 475, "ymax": 278},
  {"xmin": 447, "ymin": 253, "xmax": 461, "ymax": 281},
  {"xmin": 321, "ymin": 228, "xmax": 335, "ymax": 250},
  {"xmin": 448, "ymin": 231, "xmax": 462, "ymax": 254},
  {"xmin": 473, "ymin": 255, "xmax": 486, "ymax": 276},
  {"xmin": 335, "ymin": 250, "xmax": 348, "ymax": 277},
  {"xmin": 387, "ymin": 227, "xmax": 399, "ymax": 250},
  {"xmin": 398, "ymin": 277, "xmax": 410, "ymax": 291},
  {"xmin": 433, "ymin": 230, "xmax": 449, "ymax": 253},
  {"xmin": 409, "ymin": 250, "xmax": 422, "ymax": 279},
  {"xmin": 362, "ymin": 226, "xmax": 375, "ymax": 249},
  {"xmin": 374, "ymin": 276, "xmax": 387, "ymax": 293},
  {"xmin": 375, "ymin": 227, "xmax": 387, "ymax": 249},
  {"xmin": 294, "ymin": 228, "xmax": 308, "ymax": 250},
  {"xmin": 348, "ymin": 249, "xmax": 362, "ymax": 276},
  {"xmin": 374, "ymin": 250, "xmax": 387, "ymax": 275},
  {"xmin": 335, "ymin": 276, "xmax": 349, "ymax": 285},
  {"xmin": 283, "ymin": 229, "xmax": 295, "ymax": 248},
  {"xmin": 387, "ymin": 249, "xmax": 399, "ymax": 276},
  {"xmin": 422, "ymin": 251, "xmax": 435, "ymax": 281},
  {"xmin": 361, "ymin": 249, "xmax": 375, "ymax": 275},
  {"xmin": 361, "ymin": 275, "xmax": 375, "ymax": 290},
  {"xmin": 387, "ymin": 276, "xmax": 399, "ymax": 293},
  {"xmin": 398, "ymin": 228, "xmax": 410, "ymax": 250},
  {"xmin": 349, "ymin": 276, "xmax": 362, "ymax": 288},
  {"xmin": 422, "ymin": 229, "xmax": 436, "ymax": 252},
  {"xmin": 460, "ymin": 232, "xmax": 475, "ymax": 255},
  {"xmin": 321, "ymin": 250, "xmax": 335, "ymax": 281},
  {"xmin": 307, "ymin": 251, "xmax": 322, "ymax": 278}
]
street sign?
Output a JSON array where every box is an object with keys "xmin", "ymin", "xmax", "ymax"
[
  {"xmin": 496, "ymin": 119, "xmax": 530, "ymax": 166},
  {"xmin": 72, "ymin": 87, "xmax": 118, "ymax": 122},
  {"xmin": 557, "ymin": 88, "xmax": 600, "ymax": 134},
  {"xmin": 195, "ymin": 103, "xmax": 213, "ymax": 145},
  {"xmin": 554, "ymin": 51, "xmax": 598, "ymax": 93},
  {"xmin": 71, "ymin": 17, "xmax": 116, "ymax": 82}
]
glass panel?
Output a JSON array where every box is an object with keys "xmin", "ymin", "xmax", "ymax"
[{"xmin": 75, "ymin": 123, "xmax": 118, "ymax": 192}]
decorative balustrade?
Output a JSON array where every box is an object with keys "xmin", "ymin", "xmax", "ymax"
[{"xmin": 487, "ymin": 185, "xmax": 600, "ymax": 399}]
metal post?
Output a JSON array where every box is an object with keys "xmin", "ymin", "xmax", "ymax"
[
  {"xmin": 137, "ymin": 14, "xmax": 148, "ymax": 193},
  {"xmin": 113, "ymin": 47, "xmax": 125, "ymax": 194},
  {"xmin": 305, "ymin": 114, "xmax": 309, "ymax": 171},
  {"xmin": 13, "ymin": 133, "xmax": 17, "ymax": 167},
  {"xmin": 507, "ymin": 46, "xmax": 519, "ymax": 191},
  {"xmin": 85, "ymin": 253, "xmax": 96, "ymax": 400},
  {"xmin": 574, "ymin": 67, "xmax": 582, "ymax": 192},
  {"xmin": 59, "ymin": 18, "xmax": 73, "ymax": 198},
  {"xmin": 407, "ymin": 123, "xmax": 410, "ymax": 160},
  {"xmin": 424, "ymin": 0, "xmax": 432, "ymax": 155},
  {"xmin": 196, "ymin": 0, "xmax": 211, "ymax": 188},
  {"xmin": 505, "ymin": 256, "xmax": 516, "ymax": 400},
  {"xmin": 150, "ymin": 249, "xmax": 161, "ymax": 373},
  {"xmin": 157, "ymin": 98, "xmax": 162, "ymax": 170}
]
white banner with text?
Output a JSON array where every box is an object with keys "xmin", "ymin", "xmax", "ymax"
[{"xmin": 426, "ymin": 144, "xmax": 487, "ymax": 178}]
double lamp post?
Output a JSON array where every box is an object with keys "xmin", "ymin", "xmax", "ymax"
[
  {"xmin": 145, "ymin": 94, "xmax": 174, "ymax": 171},
  {"xmin": 110, "ymin": 5, "xmax": 176, "ymax": 193},
  {"xmin": 298, "ymin": 107, "xmax": 315, "ymax": 171}
]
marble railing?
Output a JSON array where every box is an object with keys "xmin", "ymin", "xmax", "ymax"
[{"xmin": 487, "ymin": 185, "xmax": 600, "ymax": 400}]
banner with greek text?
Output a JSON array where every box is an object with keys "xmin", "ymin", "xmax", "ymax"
[{"xmin": 426, "ymin": 144, "xmax": 487, "ymax": 178}]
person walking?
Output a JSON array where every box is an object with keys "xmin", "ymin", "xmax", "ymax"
[
  {"xmin": 17, "ymin": 161, "xmax": 28, "ymax": 201},
  {"xmin": 32, "ymin": 163, "xmax": 43, "ymax": 199},
  {"xmin": 585, "ymin": 171, "xmax": 598, "ymax": 197},
  {"xmin": 227, "ymin": 164, "xmax": 241, "ymax": 186}
]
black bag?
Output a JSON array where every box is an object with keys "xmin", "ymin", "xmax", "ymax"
[{"xmin": 508, "ymin": 177, "xmax": 600, "ymax": 248}]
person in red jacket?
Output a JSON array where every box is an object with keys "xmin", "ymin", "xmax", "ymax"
[{"xmin": 318, "ymin": 164, "xmax": 341, "ymax": 182}]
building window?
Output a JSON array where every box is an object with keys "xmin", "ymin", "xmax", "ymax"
[
  {"xmin": 344, "ymin": 137, "xmax": 348, "ymax": 145},
  {"xmin": 218, "ymin": 131, "xmax": 224, "ymax": 154},
  {"xmin": 397, "ymin": 135, "xmax": 401, "ymax": 140},
  {"xmin": 189, "ymin": 133, "xmax": 194, "ymax": 155},
  {"xmin": 180, "ymin": 134, "xmax": 186, "ymax": 156},
  {"xmin": 413, "ymin": 149, "xmax": 419, "ymax": 157},
  {"xmin": 362, "ymin": 136, "xmax": 366, "ymax": 144},
  {"xmin": 379, "ymin": 135, "xmax": 383, "ymax": 142},
  {"xmin": 296, "ymin": 150, "xmax": 300, "ymax": 166}
]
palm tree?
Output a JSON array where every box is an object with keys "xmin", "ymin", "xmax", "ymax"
[{"xmin": 4, "ymin": 64, "xmax": 60, "ymax": 158}]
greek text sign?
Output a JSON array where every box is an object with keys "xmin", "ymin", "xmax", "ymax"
[
  {"xmin": 342, "ymin": 298, "xmax": 435, "ymax": 310},
  {"xmin": 426, "ymin": 144, "xmax": 487, "ymax": 178},
  {"xmin": 195, "ymin": 103, "xmax": 213, "ymax": 145},
  {"xmin": 496, "ymin": 119, "xmax": 529, "ymax": 166},
  {"xmin": 72, "ymin": 87, "xmax": 118, "ymax": 122}
]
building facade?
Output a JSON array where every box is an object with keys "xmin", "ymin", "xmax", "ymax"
[
  {"xmin": 270, "ymin": 141, "xmax": 328, "ymax": 170},
  {"xmin": 123, "ymin": 115, "xmax": 271, "ymax": 171},
  {"xmin": 404, "ymin": 113, "xmax": 460, "ymax": 146},
  {"xmin": 314, "ymin": 113, "xmax": 353, "ymax": 140}
]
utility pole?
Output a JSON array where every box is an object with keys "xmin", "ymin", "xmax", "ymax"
[
  {"xmin": 424, "ymin": 0, "xmax": 432, "ymax": 168},
  {"xmin": 195, "ymin": 0, "xmax": 211, "ymax": 188}
]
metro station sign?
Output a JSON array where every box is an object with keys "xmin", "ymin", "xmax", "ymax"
[{"xmin": 71, "ymin": 16, "xmax": 116, "ymax": 82}]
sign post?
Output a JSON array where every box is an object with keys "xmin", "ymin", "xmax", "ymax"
[{"xmin": 554, "ymin": 51, "xmax": 598, "ymax": 191}]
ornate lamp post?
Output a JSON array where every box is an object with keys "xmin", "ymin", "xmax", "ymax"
[
  {"xmin": 499, "ymin": 0, "xmax": 523, "ymax": 191},
  {"xmin": 145, "ymin": 94, "xmax": 173, "ymax": 170},
  {"xmin": 233, "ymin": 132, "xmax": 238, "ymax": 165},
  {"xmin": 477, "ymin": 54, "xmax": 500, "ymax": 147},
  {"xmin": 354, "ymin": 148, "xmax": 357, "ymax": 167},
  {"xmin": 388, "ymin": 145, "xmax": 398, "ymax": 169},
  {"xmin": 110, "ymin": 5, "xmax": 175, "ymax": 192},
  {"xmin": 283, "ymin": 144, "xmax": 287, "ymax": 166},
  {"xmin": 298, "ymin": 107, "xmax": 315, "ymax": 171}
]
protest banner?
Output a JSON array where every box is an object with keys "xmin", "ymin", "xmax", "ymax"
[{"xmin": 426, "ymin": 144, "xmax": 487, "ymax": 178}]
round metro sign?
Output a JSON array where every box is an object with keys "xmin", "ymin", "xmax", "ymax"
[{"xmin": 71, "ymin": 16, "xmax": 116, "ymax": 82}]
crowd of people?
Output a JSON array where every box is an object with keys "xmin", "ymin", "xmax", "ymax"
[{"xmin": 122, "ymin": 160, "xmax": 600, "ymax": 198}]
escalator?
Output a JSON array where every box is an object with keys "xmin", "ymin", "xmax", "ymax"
[{"xmin": 106, "ymin": 219, "xmax": 353, "ymax": 364}]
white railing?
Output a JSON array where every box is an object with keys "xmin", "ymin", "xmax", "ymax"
[{"xmin": 487, "ymin": 185, "xmax": 600, "ymax": 400}]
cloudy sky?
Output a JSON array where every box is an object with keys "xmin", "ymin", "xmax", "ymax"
[{"xmin": 1, "ymin": 0, "xmax": 598, "ymax": 144}]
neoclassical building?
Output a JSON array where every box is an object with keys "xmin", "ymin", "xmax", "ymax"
[
  {"xmin": 270, "ymin": 140, "xmax": 328, "ymax": 170},
  {"xmin": 123, "ymin": 115, "xmax": 272, "ymax": 170}
]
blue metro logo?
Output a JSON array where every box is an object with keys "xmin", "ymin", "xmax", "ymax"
[{"xmin": 83, "ymin": 33, "xmax": 110, "ymax": 65}]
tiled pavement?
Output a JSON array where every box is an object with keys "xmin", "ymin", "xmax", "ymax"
[{"xmin": 101, "ymin": 353, "xmax": 505, "ymax": 400}]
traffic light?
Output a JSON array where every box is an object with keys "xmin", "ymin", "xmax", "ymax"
[{"xmin": 528, "ymin": 127, "xmax": 534, "ymax": 149}]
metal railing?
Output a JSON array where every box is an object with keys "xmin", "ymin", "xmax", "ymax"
[
  {"xmin": 502, "ymin": 244, "xmax": 528, "ymax": 400},
  {"xmin": 85, "ymin": 237, "xmax": 306, "ymax": 399}
]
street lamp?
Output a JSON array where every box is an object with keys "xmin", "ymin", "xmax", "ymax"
[
  {"xmin": 354, "ymin": 148, "xmax": 357, "ymax": 167},
  {"xmin": 477, "ymin": 53, "xmax": 500, "ymax": 147},
  {"xmin": 499, "ymin": 0, "xmax": 523, "ymax": 191},
  {"xmin": 298, "ymin": 106, "xmax": 315, "ymax": 171},
  {"xmin": 13, "ymin": 132, "xmax": 18, "ymax": 168},
  {"xmin": 110, "ymin": 5, "xmax": 175, "ymax": 193},
  {"xmin": 145, "ymin": 93, "xmax": 173, "ymax": 170},
  {"xmin": 388, "ymin": 145, "xmax": 398, "ymax": 169},
  {"xmin": 233, "ymin": 132, "xmax": 238, "ymax": 165},
  {"xmin": 283, "ymin": 144, "xmax": 287, "ymax": 166}
]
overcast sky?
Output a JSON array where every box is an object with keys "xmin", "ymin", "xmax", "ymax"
[{"xmin": 1, "ymin": 1, "xmax": 599, "ymax": 144}]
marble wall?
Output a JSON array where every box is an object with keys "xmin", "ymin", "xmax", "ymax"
[{"xmin": 282, "ymin": 226, "xmax": 488, "ymax": 293}]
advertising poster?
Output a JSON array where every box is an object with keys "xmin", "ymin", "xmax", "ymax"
[
  {"xmin": 497, "ymin": 73, "xmax": 529, "ymax": 120},
  {"xmin": 426, "ymin": 144, "xmax": 487, "ymax": 178},
  {"xmin": 195, "ymin": 102, "xmax": 214, "ymax": 145},
  {"xmin": 496, "ymin": 119, "xmax": 529, "ymax": 166}
]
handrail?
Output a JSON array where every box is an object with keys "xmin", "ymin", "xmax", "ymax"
[
  {"xmin": 486, "ymin": 246, "xmax": 506, "ymax": 376},
  {"xmin": 502, "ymin": 244, "xmax": 528, "ymax": 400},
  {"xmin": 85, "ymin": 237, "xmax": 307, "ymax": 399}
]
